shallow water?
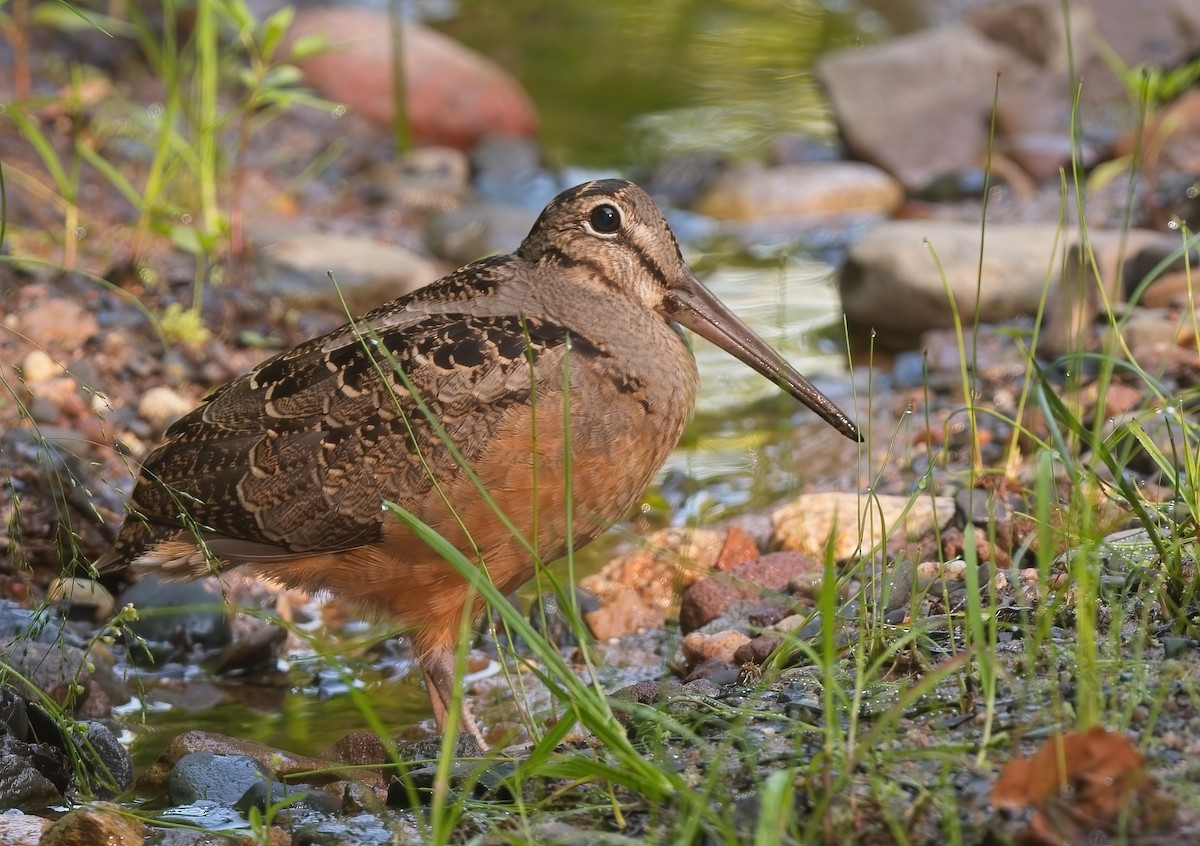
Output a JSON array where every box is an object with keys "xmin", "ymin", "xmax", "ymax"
[{"xmin": 436, "ymin": 0, "xmax": 886, "ymax": 166}]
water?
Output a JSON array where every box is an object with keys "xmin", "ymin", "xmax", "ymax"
[{"xmin": 436, "ymin": 0, "xmax": 884, "ymax": 167}]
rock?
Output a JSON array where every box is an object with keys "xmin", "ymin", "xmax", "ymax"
[
  {"xmin": 252, "ymin": 230, "xmax": 440, "ymax": 316},
  {"xmin": 583, "ymin": 590, "xmax": 662, "ymax": 642},
  {"xmin": 425, "ymin": 203, "xmax": 539, "ymax": 266},
  {"xmin": 118, "ymin": 575, "xmax": 231, "ymax": 664},
  {"xmin": 0, "ymin": 640, "xmax": 110, "ymax": 714},
  {"xmin": 645, "ymin": 151, "xmax": 729, "ymax": 208},
  {"xmin": 325, "ymin": 731, "xmax": 389, "ymax": 769},
  {"xmin": 1041, "ymin": 228, "xmax": 1178, "ymax": 357},
  {"xmin": 0, "ymin": 600, "xmax": 75, "ymax": 646},
  {"xmin": 0, "ymin": 811, "xmax": 50, "ymax": 846},
  {"xmin": 167, "ymin": 751, "xmax": 271, "ymax": 806},
  {"xmin": 13, "ymin": 297, "xmax": 98, "ymax": 350},
  {"xmin": 972, "ymin": 0, "xmax": 1200, "ymax": 118},
  {"xmin": 682, "ymin": 658, "xmax": 740, "ymax": 684},
  {"xmin": 694, "ymin": 162, "xmax": 903, "ymax": 220},
  {"xmin": 715, "ymin": 525, "xmax": 761, "ymax": 571},
  {"xmin": 733, "ymin": 634, "xmax": 783, "ymax": 665},
  {"xmin": 205, "ymin": 622, "xmax": 287, "ymax": 676},
  {"xmin": 771, "ymin": 492, "xmax": 957, "ymax": 561},
  {"xmin": 580, "ymin": 528, "xmax": 726, "ymax": 639},
  {"xmin": 76, "ymin": 721, "xmax": 133, "ymax": 798},
  {"xmin": 840, "ymin": 220, "xmax": 1064, "ymax": 342},
  {"xmin": 822, "ymin": 1, "xmax": 1200, "ymax": 191},
  {"xmin": 0, "ymin": 734, "xmax": 67, "ymax": 811},
  {"xmin": 40, "ymin": 804, "xmax": 144, "ymax": 846},
  {"xmin": 137, "ymin": 386, "xmax": 195, "ymax": 430},
  {"xmin": 237, "ymin": 779, "xmax": 340, "ymax": 814},
  {"xmin": 681, "ymin": 629, "xmax": 752, "ymax": 666},
  {"xmin": 289, "ymin": 8, "xmax": 537, "ymax": 149},
  {"xmin": 383, "ymin": 146, "xmax": 473, "ymax": 213},
  {"xmin": 679, "ymin": 552, "xmax": 819, "ymax": 634},
  {"xmin": 998, "ymin": 132, "xmax": 1099, "ymax": 181},
  {"xmin": 1117, "ymin": 308, "xmax": 1187, "ymax": 361},
  {"xmin": 47, "ymin": 577, "xmax": 115, "ymax": 621},
  {"xmin": 1113, "ymin": 88, "xmax": 1200, "ymax": 223},
  {"xmin": 819, "ymin": 25, "xmax": 1042, "ymax": 191},
  {"xmin": 140, "ymin": 730, "xmax": 343, "ymax": 796},
  {"xmin": 18, "ymin": 349, "xmax": 62, "ymax": 384},
  {"xmin": 470, "ymin": 134, "xmax": 558, "ymax": 210},
  {"xmin": 0, "ymin": 688, "xmax": 31, "ymax": 740}
]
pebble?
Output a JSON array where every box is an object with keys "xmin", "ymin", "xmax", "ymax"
[
  {"xmin": 47, "ymin": 578, "xmax": 115, "ymax": 621},
  {"xmin": 695, "ymin": 161, "xmax": 903, "ymax": 220},
  {"xmin": 0, "ymin": 812, "xmax": 50, "ymax": 846},
  {"xmin": 138, "ymin": 386, "xmax": 194, "ymax": 430},
  {"xmin": 580, "ymin": 528, "xmax": 726, "ymax": 639},
  {"xmin": 771, "ymin": 493, "xmax": 956, "ymax": 561},
  {"xmin": 681, "ymin": 628, "xmax": 752, "ymax": 666},
  {"xmin": 19, "ymin": 350, "xmax": 61, "ymax": 384},
  {"xmin": 40, "ymin": 805, "xmax": 144, "ymax": 846}
]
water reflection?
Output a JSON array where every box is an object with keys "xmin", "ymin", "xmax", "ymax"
[{"xmin": 437, "ymin": 0, "xmax": 878, "ymax": 165}]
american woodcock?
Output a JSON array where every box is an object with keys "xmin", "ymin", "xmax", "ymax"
[{"xmin": 97, "ymin": 179, "xmax": 860, "ymax": 743}]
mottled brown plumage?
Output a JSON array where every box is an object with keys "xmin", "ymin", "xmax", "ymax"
[{"xmin": 97, "ymin": 179, "xmax": 860, "ymax": 743}]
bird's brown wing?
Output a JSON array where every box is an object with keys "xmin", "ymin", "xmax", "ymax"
[{"xmin": 109, "ymin": 299, "xmax": 583, "ymax": 569}]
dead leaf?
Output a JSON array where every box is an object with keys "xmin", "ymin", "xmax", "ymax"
[{"xmin": 991, "ymin": 726, "xmax": 1173, "ymax": 845}]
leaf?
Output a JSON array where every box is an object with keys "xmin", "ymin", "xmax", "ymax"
[{"xmin": 991, "ymin": 727, "xmax": 1173, "ymax": 844}]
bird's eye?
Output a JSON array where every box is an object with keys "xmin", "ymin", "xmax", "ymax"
[{"xmin": 588, "ymin": 203, "xmax": 621, "ymax": 234}]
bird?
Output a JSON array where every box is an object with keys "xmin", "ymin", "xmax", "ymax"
[{"xmin": 96, "ymin": 179, "xmax": 861, "ymax": 744}]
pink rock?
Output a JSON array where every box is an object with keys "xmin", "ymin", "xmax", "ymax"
[
  {"xmin": 289, "ymin": 7, "xmax": 537, "ymax": 149},
  {"xmin": 679, "ymin": 552, "xmax": 818, "ymax": 634}
]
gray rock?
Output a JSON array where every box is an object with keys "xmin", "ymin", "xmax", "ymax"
[
  {"xmin": 167, "ymin": 751, "xmax": 270, "ymax": 806},
  {"xmin": 819, "ymin": 25, "xmax": 1042, "ymax": 191},
  {"xmin": 0, "ymin": 640, "xmax": 99, "ymax": 712},
  {"xmin": 0, "ymin": 735, "xmax": 67, "ymax": 812},
  {"xmin": 1040, "ymin": 228, "xmax": 1177, "ymax": 357},
  {"xmin": 118, "ymin": 575, "xmax": 231, "ymax": 664},
  {"xmin": 252, "ymin": 230, "xmax": 440, "ymax": 316},
  {"xmin": 425, "ymin": 203, "xmax": 539, "ymax": 266},
  {"xmin": 840, "ymin": 221, "xmax": 1163, "ymax": 344},
  {"xmin": 77, "ymin": 721, "xmax": 133, "ymax": 798}
]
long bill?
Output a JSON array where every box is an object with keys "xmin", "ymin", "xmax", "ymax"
[{"xmin": 663, "ymin": 269, "xmax": 863, "ymax": 443}]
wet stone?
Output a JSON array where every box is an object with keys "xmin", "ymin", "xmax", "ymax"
[
  {"xmin": 40, "ymin": 803, "xmax": 144, "ymax": 846},
  {"xmin": 0, "ymin": 600, "xmax": 77, "ymax": 646},
  {"xmin": 396, "ymin": 732, "xmax": 485, "ymax": 764},
  {"xmin": 77, "ymin": 721, "xmax": 133, "ymax": 798},
  {"xmin": 0, "ymin": 735, "xmax": 67, "ymax": 811},
  {"xmin": 118, "ymin": 575, "xmax": 231, "ymax": 665},
  {"xmin": 167, "ymin": 751, "xmax": 271, "ymax": 806},
  {"xmin": 236, "ymin": 779, "xmax": 340, "ymax": 815},
  {"xmin": 0, "ymin": 687, "xmax": 31, "ymax": 741},
  {"xmin": 387, "ymin": 759, "xmax": 516, "ymax": 809},
  {"xmin": 290, "ymin": 812, "xmax": 400, "ymax": 846},
  {"xmin": 682, "ymin": 658, "xmax": 738, "ymax": 685}
]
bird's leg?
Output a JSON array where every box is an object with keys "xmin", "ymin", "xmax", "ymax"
[{"xmin": 421, "ymin": 645, "xmax": 487, "ymax": 749}]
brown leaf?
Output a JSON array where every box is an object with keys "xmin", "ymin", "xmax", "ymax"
[{"xmin": 991, "ymin": 727, "xmax": 1171, "ymax": 844}]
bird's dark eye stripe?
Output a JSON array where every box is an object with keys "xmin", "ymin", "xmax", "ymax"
[{"xmin": 589, "ymin": 203, "xmax": 621, "ymax": 234}]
